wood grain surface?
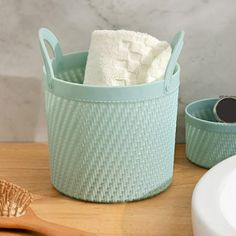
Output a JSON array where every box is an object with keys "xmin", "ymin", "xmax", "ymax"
[{"xmin": 0, "ymin": 143, "xmax": 207, "ymax": 236}]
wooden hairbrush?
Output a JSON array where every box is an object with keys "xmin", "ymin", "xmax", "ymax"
[{"xmin": 0, "ymin": 180, "xmax": 95, "ymax": 236}]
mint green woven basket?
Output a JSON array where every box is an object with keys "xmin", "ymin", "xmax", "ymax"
[
  {"xmin": 39, "ymin": 28, "xmax": 182, "ymax": 202},
  {"xmin": 185, "ymin": 98, "xmax": 236, "ymax": 168}
]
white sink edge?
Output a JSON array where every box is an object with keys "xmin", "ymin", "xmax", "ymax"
[{"xmin": 192, "ymin": 155, "xmax": 236, "ymax": 236}]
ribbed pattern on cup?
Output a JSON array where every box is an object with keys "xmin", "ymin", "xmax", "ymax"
[{"xmin": 186, "ymin": 100, "xmax": 236, "ymax": 168}]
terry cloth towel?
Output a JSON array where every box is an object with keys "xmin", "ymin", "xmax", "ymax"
[{"xmin": 83, "ymin": 30, "xmax": 172, "ymax": 86}]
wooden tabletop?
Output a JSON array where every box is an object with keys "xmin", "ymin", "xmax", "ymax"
[{"xmin": 0, "ymin": 143, "xmax": 207, "ymax": 236}]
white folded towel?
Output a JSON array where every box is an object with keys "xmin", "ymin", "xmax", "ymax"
[{"xmin": 83, "ymin": 30, "xmax": 172, "ymax": 86}]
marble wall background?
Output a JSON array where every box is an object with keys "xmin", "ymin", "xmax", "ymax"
[{"xmin": 0, "ymin": 0, "xmax": 236, "ymax": 142}]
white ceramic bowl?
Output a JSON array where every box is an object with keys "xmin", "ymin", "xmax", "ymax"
[{"xmin": 192, "ymin": 155, "xmax": 236, "ymax": 236}]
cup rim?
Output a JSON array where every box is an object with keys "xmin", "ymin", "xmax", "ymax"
[{"xmin": 185, "ymin": 98, "xmax": 236, "ymax": 133}]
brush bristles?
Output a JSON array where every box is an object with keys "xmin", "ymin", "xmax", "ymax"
[{"xmin": 0, "ymin": 180, "xmax": 32, "ymax": 217}]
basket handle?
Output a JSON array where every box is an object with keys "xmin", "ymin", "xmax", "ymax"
[
  {"xmin": 164, "ymin": 31, "xmax": 184, "ymax": 92},
  {"xmin": 39, "ymin": 28, "xmax": 63, "ymax": 89}
]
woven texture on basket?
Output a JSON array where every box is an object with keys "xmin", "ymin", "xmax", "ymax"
[
  {"xmin": 186, "ymin": 99, "xmax": 236, "ymax": 169},
  {"xmin": 45, "ymin": 86, "xmax": 179, "ymax": 202}
]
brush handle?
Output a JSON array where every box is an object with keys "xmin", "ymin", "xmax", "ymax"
[
  {"xmin": 20, "ymin": 217, "xmax": 94, "ymax": 236},
  {"xmin": 22, "ymin": 216, "xmax": 95, "ymax": 236},
  {"xmin": 0, "ymin": 208, "xmax": 96, "ymax": 235}
]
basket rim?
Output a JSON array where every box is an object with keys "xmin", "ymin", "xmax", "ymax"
[
  {"xmin": 43, "ymin": 52, "xmax": 180, "ymax": 102},
  {"xmin": 185, "ymin": 98, "xmax": 236, "ymax": 133},
  {"xmin": 51, "ymin": 52, "xmax": 180, "ymax": 89}
]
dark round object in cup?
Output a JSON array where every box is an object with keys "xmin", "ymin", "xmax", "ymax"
[{"xmin": 214, "ymin": 97, "xmax": 236, "ymax": 123}]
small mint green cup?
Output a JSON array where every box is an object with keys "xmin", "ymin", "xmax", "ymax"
[{"xmin": 185, "ymin": 98, "xmax": 236, "ymax": 168}]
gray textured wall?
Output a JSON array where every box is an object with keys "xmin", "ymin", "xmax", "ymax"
[{"xmin": 0, "ymin": 0, "xmax": 236, "ymax": 142}]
